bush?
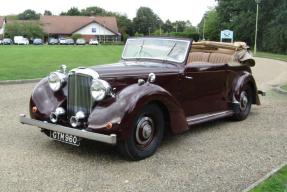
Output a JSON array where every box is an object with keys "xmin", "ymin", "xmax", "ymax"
[
  {"xmin": 5, "ymin": 22, "xmax": 44, "ymax": 39},
  {"xmin": 71, "ymin": 33, "xmax": 82, "ymax": 40}
]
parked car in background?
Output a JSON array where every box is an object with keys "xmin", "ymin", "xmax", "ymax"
[
  {"xmin": 65, "ymin": 38, "xmax": 75, "ymax": 45},
  {"xmin": 48, "ymin": 38, "xmax": 59, "ymax": 45},
  {"xmin": 14, "ymin": 36, "xmax": 29, "ymax": 45},
  {"xmin": 76, "ymin": 38, "xmax": 86, "ymax": 45},
  {"xmin": 59, "ymin": 38, "xmax": 66, "ymax": 45},
  {"xmin": 33, "ymin": 39, "xmax": 43, "ymax": 45},
  {"xmin": 0, "ymin": 39, "xmax": 2, "ymax": 44},
  {"xmin": 89, "ymin": 38, "xmax": 99, "ymax": 45},
  {"xmin": 20, "ymin": 37, "xmax": 264, "ymax": 160},
  {"xmin": 2, "ymin": 38, "xmax": 13, "ymax": 45}
]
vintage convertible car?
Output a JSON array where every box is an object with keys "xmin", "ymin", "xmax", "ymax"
[{"xmin": 20, "ymin": 37, "xmax": 264, "ymax": 160}]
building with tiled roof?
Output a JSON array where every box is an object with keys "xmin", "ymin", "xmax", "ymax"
[{"xmin": 40, "ymin": 16, "xmax": 121, "ymax": 42}]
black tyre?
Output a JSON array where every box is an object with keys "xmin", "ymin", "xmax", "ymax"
[
  {"xmin": 233, "ymin": 85, "xmax": 252, "ymax": 121},
  {"xmin": 119, "ymin": 104, "xmax": 164, "ymax": 160}
]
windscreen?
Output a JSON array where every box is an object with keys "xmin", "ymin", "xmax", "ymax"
[{"xmin": 122, "ymin": 38, "xmax": 190, "ymax": 63}]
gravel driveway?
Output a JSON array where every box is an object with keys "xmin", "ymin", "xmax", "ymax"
[{"xmin": 0, "ymin": 58, "xmax": 286, "ymax": 192}]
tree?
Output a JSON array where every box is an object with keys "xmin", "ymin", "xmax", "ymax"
[
  {"xmin": 261, "ymin": 1, "xmax": 287, "ymax": 53},
  {"xmin": 71, "ymin": 33, "xmax": 81, "ymax": 40},
  {"xmin": 44, "ymin": 10, "xmax": 52, "ymax": 16},
  {"xmin": 61, "ymin": 7, "xmax": 81, "ymax": 16},
  {"xmin": 214, "ymin": 0, "xmax": 287, "ymax": 53},
  {"xmin": 114, "ymin": 14, "xmax": 134, "ymax": 41},
  {"xmin": 5, "ymin": 22, "xmax": 44, "ymax": 39},
  {"xmin": 173, "ymin": 21, "xmax": 187, "ymax": 32},
  {"xmin": 198, "ymin": 8, "xmax": 220, "ymax": 41},
  {"xmin": 133, "ymin": 7, "xmax": 163, "ymax": 35},
  {"xmin": 162, "ymin": 20, "xmax": 173, "ymax": 33},
  {"xmin": 18, "ymin": 9, "xmax": 40, "ymax": 20},
  {"xmin": 81, "ymin": 6, "xmax": 110, "ymax": 16}
]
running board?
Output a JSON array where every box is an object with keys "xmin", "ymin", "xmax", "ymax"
[{"xmin": 186, "ymin": 110, "xmax": 234, "ymax": 126}]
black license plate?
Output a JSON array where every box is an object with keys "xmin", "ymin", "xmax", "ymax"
[{"xmin": 49, "ymin": 131, "xmax": 81, "ymax": 146}]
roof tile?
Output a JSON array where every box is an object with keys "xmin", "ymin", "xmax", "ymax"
[{"xmin": 40, "ymin": 16, "xmax": 119, "ymax": 35}]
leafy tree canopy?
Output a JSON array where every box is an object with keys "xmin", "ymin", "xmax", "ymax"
[
  {"xmin": 5, "ymin": 22, "xmax": 44, "ymax": 39},
  {"xmin": 44, "ymin": 10, "xmax": 52, "ymax": 16},
  {"xmin": 199, "ymin": 0, "xmax": 287, "ymax": 54},
  {"xmin": 133, "ymin": 7, "xmax": 163, "ymax": 35},
  {"xmin": 18, "ymin": 9, "xmax": 40, "ymax": 20},
  {"xmin": 61, "ymin": 7, "xmax": 81, "ymax": 16}
]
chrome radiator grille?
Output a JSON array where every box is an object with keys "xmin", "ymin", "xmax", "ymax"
[{"xmin": 67, "ymin": 74, "xmax": 92, "ymax": 117}]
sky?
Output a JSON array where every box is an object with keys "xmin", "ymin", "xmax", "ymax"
[{"xmin": 0, "ymin": 0, "xmax": 217, "ymax": 25}]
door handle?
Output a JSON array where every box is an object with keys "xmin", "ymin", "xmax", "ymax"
[{"xmin": 185, "ymin": 76, "xmax": 193, "ymax": 80}]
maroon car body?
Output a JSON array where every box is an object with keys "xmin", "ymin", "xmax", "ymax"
[{"xmin": 20, "ymin": 37, "xmax": 262, "ymax": 160}]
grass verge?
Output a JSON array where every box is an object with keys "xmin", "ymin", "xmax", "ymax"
[
  {"xmin": 255, "ymin": 52, "xmax": 287, "ymax": 62},
  {"xmin": 250, "ymin": 165, "xmax": 287, "ymax": 192},
  {"xmin": 0, "ymin": 45, "xmax": 123, "ymax": 80},
  {"xmin": 281, "ymin": 84, "xmax": 287, "ymax": 91}
]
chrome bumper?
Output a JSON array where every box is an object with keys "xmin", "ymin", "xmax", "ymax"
[{"xmin": 19, "ymin": 114, "xmax": 117, "ymax": 145}]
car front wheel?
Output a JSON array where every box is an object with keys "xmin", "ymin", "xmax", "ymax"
[{"xmin": 119, "ymin": 104, "xmax": 164, "ymax": 160}]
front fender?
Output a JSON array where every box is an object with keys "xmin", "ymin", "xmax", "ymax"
[
  {"xmin": 30, "ymin": 78, "xmax": 67, "ymax": 120},
  {"xmin": 88, "ymin": 83, "xmax": 188, "ymax": 140},
  {"xmin": 233, "ymin": 72, "xmax": 260, "ymax": 105}
]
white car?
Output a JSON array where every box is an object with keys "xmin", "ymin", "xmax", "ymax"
[
  {"xmin": 0, "ymin": 39, "xmax": 2, "ymax": 44},
  {"xmin": 14, "ymin": 36, "xmax": 29, "ymax": 45},
  {"xmin": 59, "ymin": 38, "xmax": 66, "ymax": 45},
  {"xmin": 89, "ymin": 38, "xmax": 99, "ymax": 45},
  {"xmin": 22, "ymin": 38, "xmax": 29, "ymax": 45}
]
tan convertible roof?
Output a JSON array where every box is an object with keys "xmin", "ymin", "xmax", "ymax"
[
  {"xmin": 192, "ymin": 41, "xmax": 248, "ymax": 51},
  {"xmin": 191, "ymin": 41, "xmax": 255, "ymax": 67}
]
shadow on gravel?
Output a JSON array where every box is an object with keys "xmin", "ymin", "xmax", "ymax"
[
  {"xmin": 161, "ymin": 110, "xmax": 258, "ymax": 147},
  {"xmin": 42, "ymin": 111, "xmax": 259, "ymax": 161},
  {"xmin": 43, "ymin": 139, "xmax": 124, "ymax": 161}
]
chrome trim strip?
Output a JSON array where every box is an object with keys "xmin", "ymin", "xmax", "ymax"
[
  {"xmin": 69, "ymin": 68, "xmax": 99, "ymax": 79},
  {"xmin": 19, "ymin": 114, "xmax": 116, "ymax": 145},
  {"xmin": 187, "ymin": 110, "xmax": 234, "ymax": 126}
]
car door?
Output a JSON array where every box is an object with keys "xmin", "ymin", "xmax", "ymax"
[{"xmin": 180, "ymin": 63, "xmax": 229, "ymax": 117}]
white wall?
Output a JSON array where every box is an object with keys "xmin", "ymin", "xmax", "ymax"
[
  {"xmin": 0, "ymin": 21, "xmax": 5, "ymax": 35},
  {"xmin": 74, "ymin": 22, "xmax": 115, "ymax": 36}
]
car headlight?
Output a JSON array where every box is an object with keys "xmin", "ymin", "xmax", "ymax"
[
  {"xmin": 48, "ymin": 72, "xmax": 66, "ymax": 92},
  {"xmin": 90, "ymin": 79, "xmax": 111, "ymax": 101}
]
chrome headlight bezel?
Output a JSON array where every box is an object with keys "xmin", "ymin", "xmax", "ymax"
[
  {"xmin": 48, "ymin": 71, "xmax": 67, "ymax": 92},
  {"xmin": 90, "ymin": 79, "xmax": 111, "ymax": 101}
]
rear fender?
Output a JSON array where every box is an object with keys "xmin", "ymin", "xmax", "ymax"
[
  {"xmin": 233, "ymin": 72, "xmax": 260, "ymax": 105},
  {"xmin": 88, "ymin": 83, "xmax": 188, "ymax": 140}
]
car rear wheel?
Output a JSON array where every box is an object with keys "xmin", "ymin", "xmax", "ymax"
[
  {"xmin": 119, "ymin": 104, "xmax": 164, "ymax": 161},
  {"xmin": 233, "ymin": 85, "xmax": 252, "ymax": 121}
]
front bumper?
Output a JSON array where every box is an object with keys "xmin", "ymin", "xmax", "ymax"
[{"xmin": 19, "ymin": 114, "xmax": 117, "ymax": 145}]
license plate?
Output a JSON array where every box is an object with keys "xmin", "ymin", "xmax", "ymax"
[{"xmin": 49, "ymin": 131, "xmax": 81, "ymax": 146}]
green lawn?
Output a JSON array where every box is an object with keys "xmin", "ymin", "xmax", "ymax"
[
  {"xmin": 250, "ymin": 165, "xmax": 287, "ymax": 192},
  {"xmin": 0, "ymin": 45, "xmax": 124, "ymax": 80},
  {"xmin": 255, "ymin": 52, "xmax": 287, "ymax": 62},
  {"xmin": 0, "ymin": 45, "xmax": 286, "ymax": 81},
  {"xmin": 281, "ymin": 84, "xmax": 287, "ymax": 91}
]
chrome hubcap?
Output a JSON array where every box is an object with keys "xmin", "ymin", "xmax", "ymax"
[
  {"xmin": 136, "ymin": 117, "xmax": 154, "ymax": 145},
  {"xmin": 240, "ymin": 91, "xmax": 248, "ymax": 111}
]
